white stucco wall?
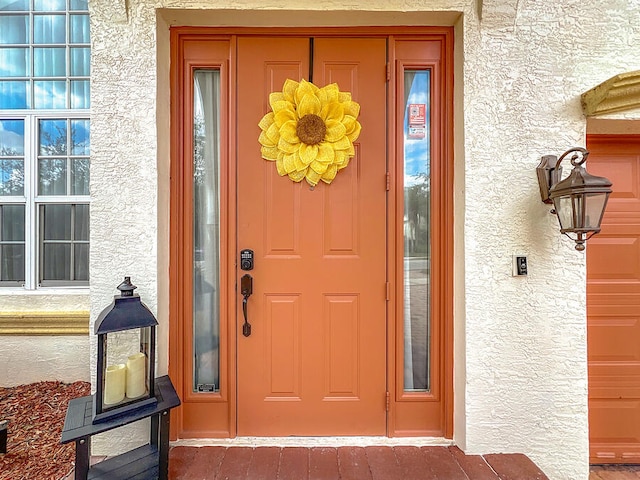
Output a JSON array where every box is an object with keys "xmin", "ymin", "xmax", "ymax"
[
  {"xmin": 0, "ymin": 292, "xmax": 90, "ymax": 387},
  {"xmin": 87, "ymin": 0, "xmax": 640, "ymax": 477},
  {"xmin": 0, "ymin": 335, "xmax": 90, "ymax": 387}
]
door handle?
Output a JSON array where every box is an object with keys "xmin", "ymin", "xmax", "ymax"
[{"xmin": 241, "ymin": 274, "xmax": 253, "ymax": 337}]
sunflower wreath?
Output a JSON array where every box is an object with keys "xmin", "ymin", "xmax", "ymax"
[{"xmin": 258, "ymin": 79, "xmax": 361, "ymax": 186}]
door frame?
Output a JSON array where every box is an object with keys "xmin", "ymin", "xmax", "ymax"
[{"xmin": 168, "ymin": 26, "xmax": 455, "ymax": 439}]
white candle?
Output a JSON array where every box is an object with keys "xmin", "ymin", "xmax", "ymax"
[
  {"xmin": 126, "ymin": 352, "xmax": 147, "ymax": 399},
  {"xmin": 104, "ymin": 364, "xmax": 126, "ymax": 405}
]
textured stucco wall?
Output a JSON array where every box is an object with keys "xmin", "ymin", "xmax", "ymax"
[
  {"xmin": 0, "ymin": 293, "xmax": 89, "ymax": 387},
  {"xmin": 88, "ymin": 0, "xmax": 640, "ymax": 477},
  {"xmin": 0, "ymin": 336, "xmax": 90, "ymax": 386}
]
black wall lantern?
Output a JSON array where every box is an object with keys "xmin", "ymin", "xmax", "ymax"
[
  {"xmin": 93, "ymin": 277, "xmax": 158, "ymax": 424},
  {"xmin": 537, "ymin": 147, "xmax": 613, "ymax": 251}
]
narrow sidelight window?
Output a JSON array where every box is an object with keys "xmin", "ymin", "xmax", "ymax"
[
  {"xmin": 403, "ymin": 70, "xmax": 431, "ymax": 392},
  {"xmin": 192, "ymin": 70, "xmax": 221, "ymax": 393}
]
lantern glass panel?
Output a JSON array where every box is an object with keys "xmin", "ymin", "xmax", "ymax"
[
  {"xmin": 102, "ymin": 327, "xmax": 151, "ymax": 409},
  {"xmin": 554, "ymin": 195, "xmax": 576, "ymax": 230},
  {"xmin": 584, "ymin": 192, "xmax": 609, "ymax": 230}
]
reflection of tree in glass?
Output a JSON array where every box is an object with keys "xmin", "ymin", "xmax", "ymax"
[
  {"xmin": 0, "ymin": 146, "xmax": 24, "ymax": 196},
  {"xmin": 38, "ymin": 123, "xmax": 90, "ymax": 195},
  {"xmin": 193, "ymin": 115, "xmax": 206, "ymax": 253},
  {"xmin": 405, "ymin": 172, "xmax": 430, "ymax": 257}
]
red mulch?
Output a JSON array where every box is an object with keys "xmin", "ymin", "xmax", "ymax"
[{"xmin": 0, "ymin": 381, "xmax": 90, "ymax": 480}]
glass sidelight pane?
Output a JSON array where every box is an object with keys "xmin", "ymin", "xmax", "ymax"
[
  {"xmin": 192, "ymin": 69, "xmax": 221, "ymax": 393},
  {"xmin": 403, "ymin": 70, "xmax": 431, "ymax": 392},
  {"xmin": 0, "ymin": 203, "xmax": 25, "ymax": 282}
]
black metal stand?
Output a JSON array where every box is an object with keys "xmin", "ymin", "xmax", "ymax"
[{"xmin": 61, "ymin": 376, "xmax": 180, "ymax": 480}]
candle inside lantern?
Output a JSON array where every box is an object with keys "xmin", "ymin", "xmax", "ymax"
[
  {"xmin": 126, "ymin": 352, "xmax": 147, "ymax": 399},
  {"xmin": 104, "ymin": 364, "xmax": 126, "ymax": 405}
]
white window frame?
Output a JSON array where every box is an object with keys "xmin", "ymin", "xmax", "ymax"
[{"xmin": 0, "ymin": 110, "xmax": 89, "ymax": 290}]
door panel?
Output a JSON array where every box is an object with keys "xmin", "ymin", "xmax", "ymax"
[
  {"xmin": 236, "ymin": 37, "xmax": 387, "ymax": 435},
  {"xmin": 587, "ymin": 134, "xmax": 640, "ymax": 463}
]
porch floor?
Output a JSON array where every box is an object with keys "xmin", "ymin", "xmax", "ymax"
[{"xmin": 168, "ymin": 445, "xmax": 549, "ymax": 479}]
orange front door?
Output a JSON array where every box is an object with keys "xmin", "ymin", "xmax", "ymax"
[
  {"xmin": 587, "ymin": 134, "xmax": 640, "ymax": 463},
  {"xmin": 236, "ymin": 37, "xmax": 388, "ymax": 435}
]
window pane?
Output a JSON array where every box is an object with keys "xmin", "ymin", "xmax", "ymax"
[
  {"xmin": 42, "ymin": 203, "xmax": 71, "ymax": 239},
  {"xmin": 70, "ymin": 47, "xmax": 89, "ymax": 76},
  {"xmin": 1, "ymin": 203, "xmax": 24, "ymax": 240},
  {"xmin": 193, "ymin": 70, "xmax": 221, "ymax": 393},
  {"xmin": 403, "ymin": 70, "xmax": 431, "ymax": 392},
  {"xmin": 74, "ymin": 203, "xmax": 88, "ymax": 240},
  {"xmin": 0, "ymin": 159, "xmax": 24, "ymax": 195},
  {"xmin": 34, "ymin": 80, "xmax": 66, "ymax": 108},
  {"xmin": 71, "ymin": 158, "xmax": 88, "ymax": 195},
  {"xmin": 39, "ymin": 158, "xmax": 67, "ymax": 195},
  {"xmin": 42, "ymin": 243, "xmax": 70, "ymax": 280},
  {"xmin": 0, "ymin": 119, "xmax": 24, "ymax": 155},
  {"xmin": 0, "ymin": 47, "xmax": 29, "ymax": 76},
  {"xmin": 1, "ymin": 244, "xmax": 24, "ymax": 281},
  {"xmin": 0, "ymin": 1, "xmax": 29, "ymax": 11},
  {"xmin": 70, "ymin": 0, "xmax": 88, "ymax": 10},
  {"xmin": 34, "ymin": 15, "xmax": 66, "ymax": 44},
  {"xmin": 34, "ymin": 0, "xmax": 66, "ymax": 11},
  {"xmin": 0, "ymin": 203, "xmax": 25, "ymax": 282},
  {"xmin": 73, "ymin": 243, "xmax": 87, "ymax": 280},
  {"xmin": 34, "ymin": 47, "xmax": 66, "ymax": 77},
  {"xmin": 0, "ymin": 80, "xmax": 28, "ymax": 109},
  {"xmin": 39, "ymin": 119, "xmax": 67, "ymax": 155},
  {"xmin": 0, "ymin": 15, "xmax": 28, "ymax": 44},
  {"xmin": 70, "ymin": 80, "xmax": 88, "ymax": 108},
  {"xmin": 71, "ymin": 119, "xmax": 89, "ymax": 154},
  {"xmin": 70, "ymin": 14, "xmax": 89, "ymax": 44}
]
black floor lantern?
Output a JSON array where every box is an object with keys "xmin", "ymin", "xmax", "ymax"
[{"xmin": 93, "ymin": 277, "xmax": 158, "ymax": 424}]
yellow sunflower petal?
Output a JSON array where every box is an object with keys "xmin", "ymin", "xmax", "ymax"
[
  {"xmin": 338, "ymin": 156, "xmax": 351, "ymax": 170},
  {"xmin": 271, "ymin": 100, "xmax": 293, "ymax": 115},
  {"xmin": 265, "ymin": 122, "xmax": 280, "ymax": 143},
  {"xmin": 259, "ymin": 130, "xmax": 276, "ymax": 148},
  {"xmin": 261, "ymin": 145, "xmax": 280, "ymax": 161},
  {"xmin": 316, "ymin": 143, "xmax": 335, "ymax": 164},
  {"xmin": 321, "ymin": 102, "xmax": 344, "ymax": 123},
  {"xmin": 342, "ymin": 115, "xmax": 356, "ymax": 133},
  {"xmin": 321, "ymin": 164, "xmax": 338, "ymax": 183},
  {"xmin": 338, "ymin": 91, "xmax": 352, "ymax": 102},
  {"xmin": 299, "ymin": 143, "xmax": 319, "ymax": 165},
  {"xmin": 269, "ymin": 92, "xmax": 285, "ymax": 107},
  {"xmin": 293, "ymin": 151, "xmax": 307, "ymax": 171},
  {"xmin": 343, "ymin": 100, "xmax": 360, "ymax": 118},
  {"xmin": 346, "ymin": 120, "xmax": 361, "ymax": 142},
  {"xmin": 282, "ymin": 79, "xmax": 299, "ymax": 103},
  {"xmin": 296, "ymin": 79, "xmax": 319, "ymax": 104},
  {"xmin": 305, "ymin": 169, "xmax": 321, "ymax": 186},
  {"xmin": 283, "ymin": 154, "xmax": 297, "ymax": 174},
  {"xmin": 289, "ymin": 169, "xmax": 307, "ymax": 182},
  {"xmin": 318, "ymin": 83, "xmax": 339, "ymax": 105},
  {"xmin": 310, "ymin": 160, "xmax": 328, "ymax": 175},
  {"xmin": 275, "ymin": 158, "xmax": 287, "ymax": 176},
  {"xmin": 274, "ymin": 109, "xmax": 297, "ymax": 127},
  {"xmin": 324, "ymin": 120, "xmax": 347, "ymax": 142},
  {"xmin": 277, "ymin": 137, "xmax": 299, "ymax": 154},
  {"xmin": 334, "ymin": 150, "xmax": 347, "ymax": 167},
  {"xmin": 298, "ymin": 93, "xmax": 321, "ymax": 116},
  {"xmin": 331, "ymin": 136, "xmax": 352, "ymax": 151},
  {"xmin": 258, "ymin": 112, "xmax": 275, "ymax": 131},
  {"xmin": 279, "ymin": 120, "xmax": 299, "ymax": 144}
]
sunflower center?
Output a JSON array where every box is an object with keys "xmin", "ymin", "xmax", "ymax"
[{"xmin": 296, "ymin": 114, "xmax": 326, "ymax": 145}]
